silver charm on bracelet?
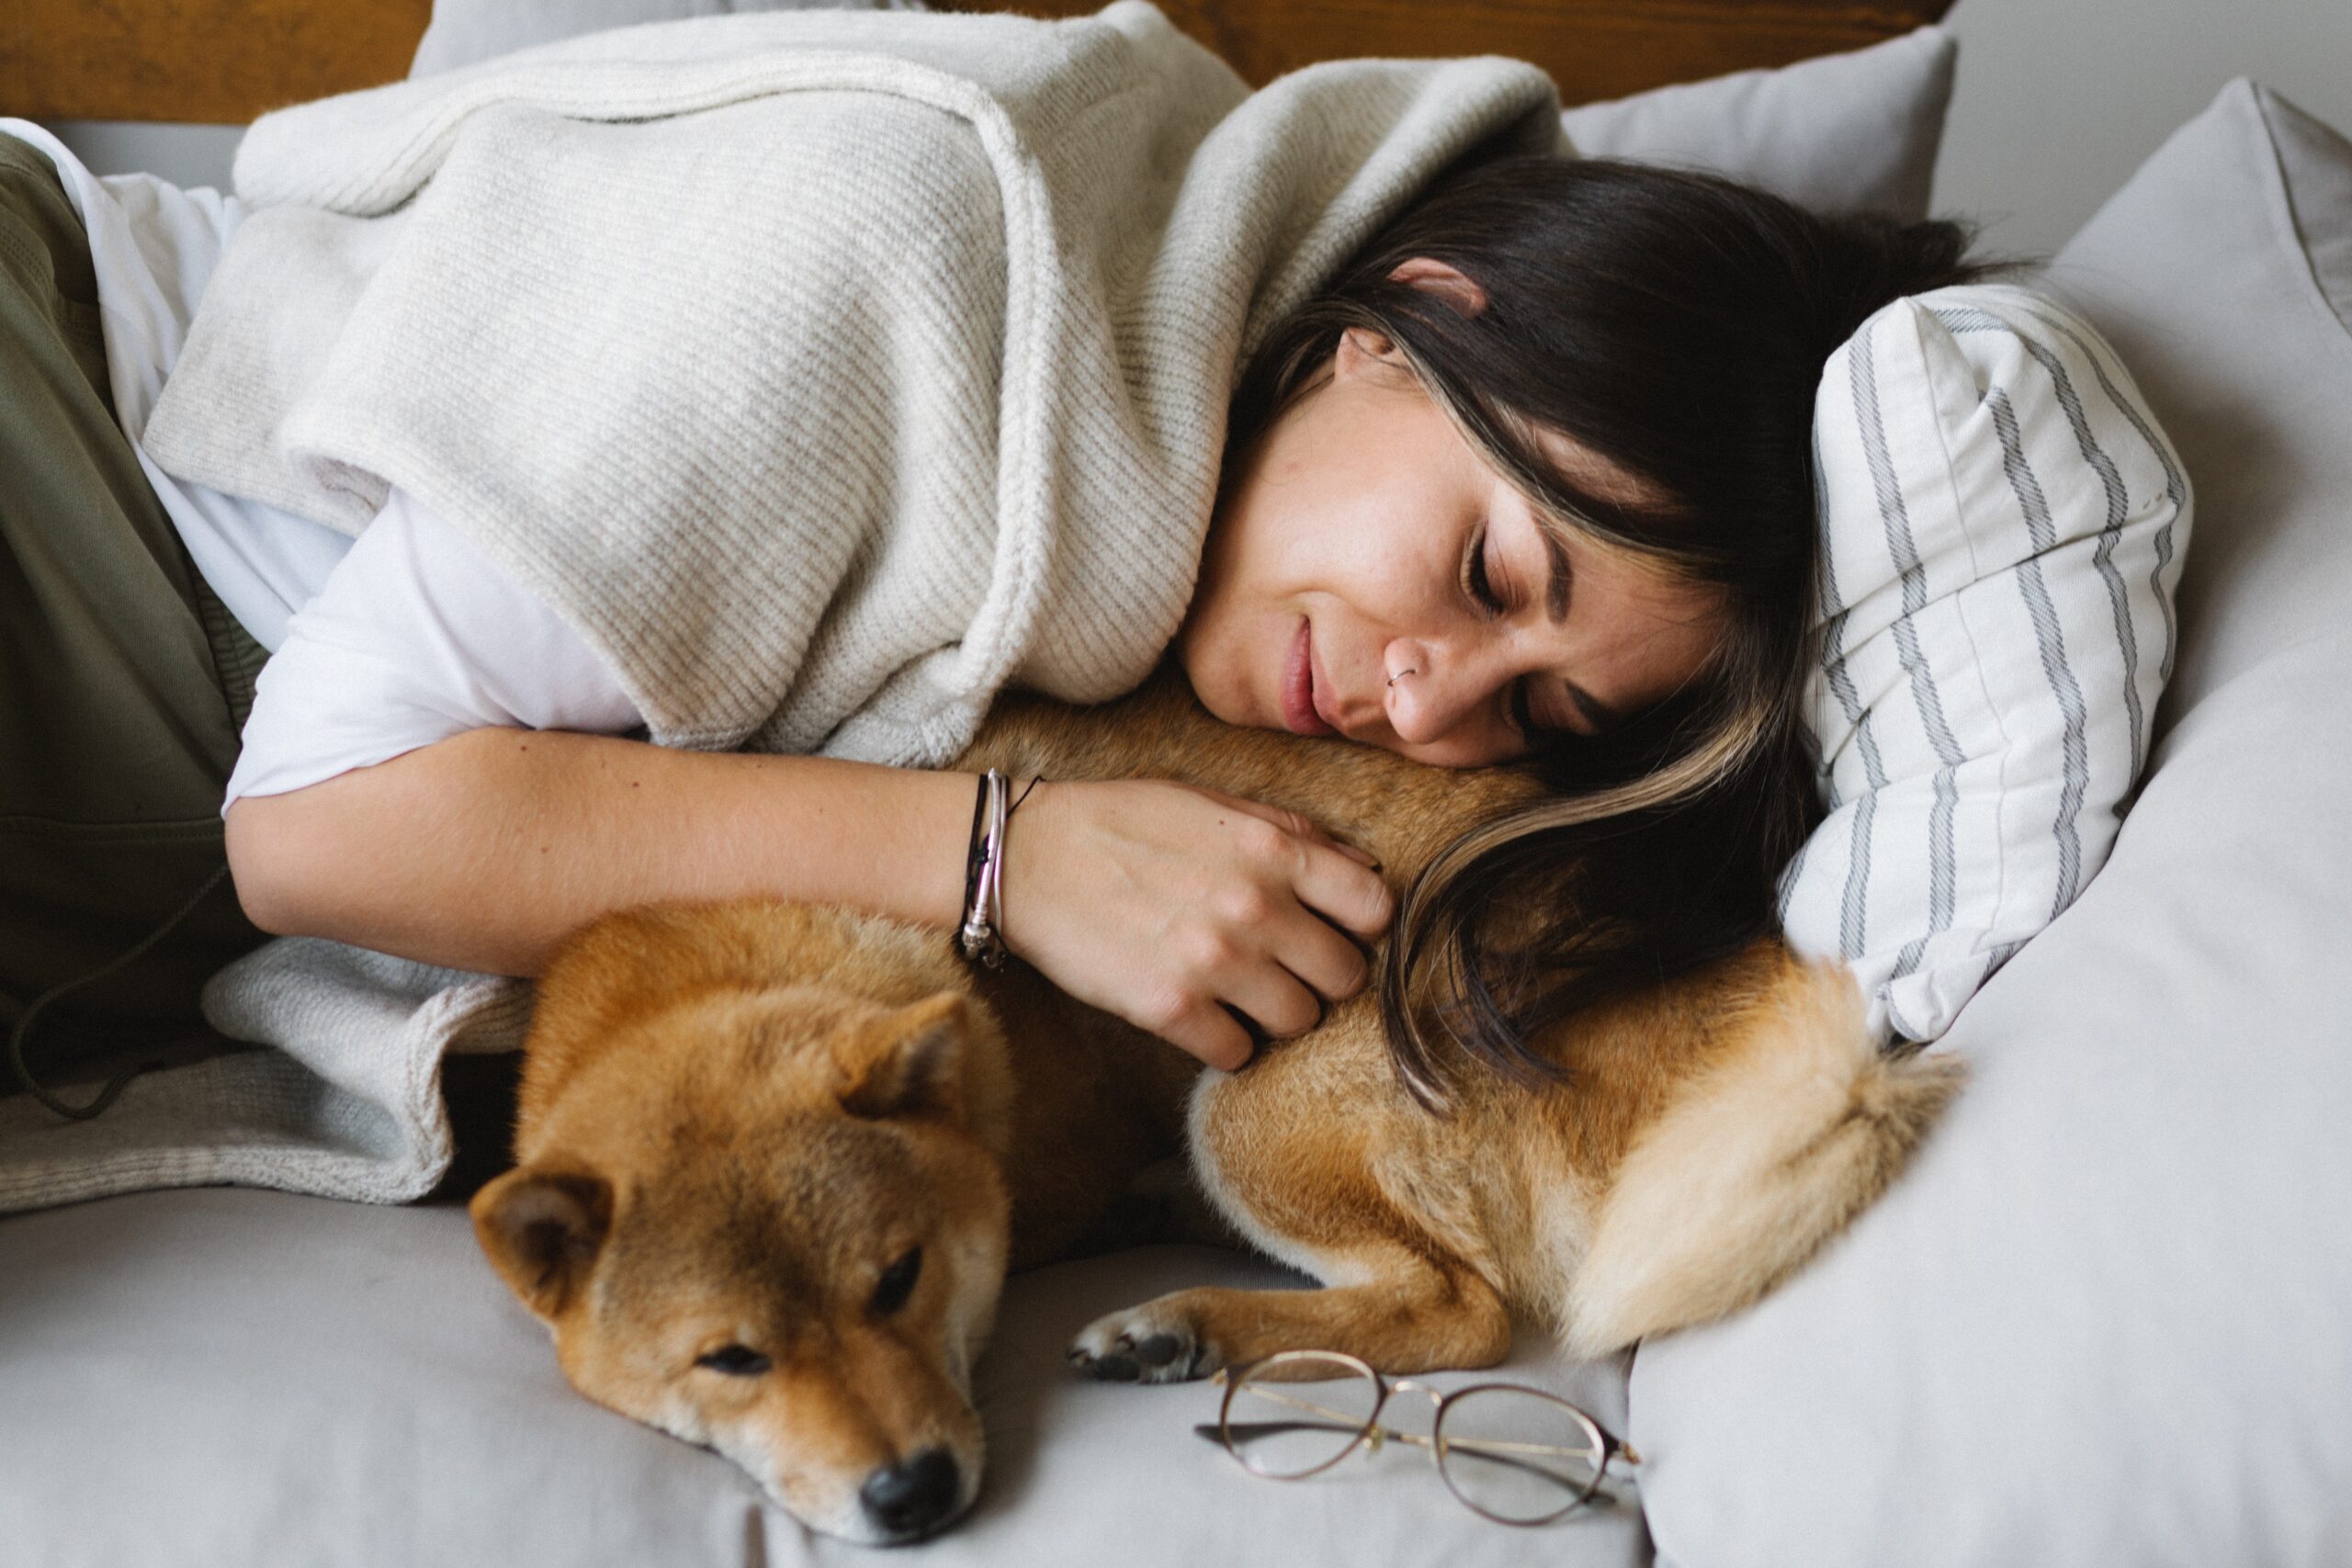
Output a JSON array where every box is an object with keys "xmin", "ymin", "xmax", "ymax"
[{"xmin": 958, "ymin": 768, "xmax": 1012, "ymax": 969}]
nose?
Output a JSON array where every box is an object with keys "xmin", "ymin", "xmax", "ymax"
[
  {"xmin": 1383, "ymin": 635, "xmax": 1510, "ymax": 748},
  {"xmin": 859, "ymin": 1447, "xmax": 963, "ymax": 1540}
]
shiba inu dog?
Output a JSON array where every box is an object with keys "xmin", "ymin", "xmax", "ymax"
[{"xmin": 469, "ymin": 665, "xmax": 1961, "ymax": 1543}]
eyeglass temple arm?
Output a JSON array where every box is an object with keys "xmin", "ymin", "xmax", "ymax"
[
  {"xmin": 1192, "ymin": 1421, "xmax": 1634, "ymax": 1506},
  {"xmin": 1215, "ymin": 1368, "xmax": 1640, "ymax": 1463}
]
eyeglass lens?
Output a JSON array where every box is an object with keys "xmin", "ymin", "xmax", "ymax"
[
  {"xmin": 1222, "ymin": 1353, "xmax": 1384, "ymax": 1479},
  {"xmin": 1433, "ymin": 1384, "xmax": 1606, "ymax": 1524}
]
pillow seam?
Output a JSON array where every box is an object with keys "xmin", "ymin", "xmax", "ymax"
[{"xmin": 2247, "ymin": 85, "xmax": 2352, "ymax": 352}]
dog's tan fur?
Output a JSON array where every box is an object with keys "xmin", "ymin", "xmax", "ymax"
[{"xmin": 471, "ymin": 665, "xmax": 1962, "ymax": 1541}]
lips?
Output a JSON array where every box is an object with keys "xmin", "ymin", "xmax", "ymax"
[{"xmin": 1281, "ymin": 619, "xmax": 1337, "ymax": 737}]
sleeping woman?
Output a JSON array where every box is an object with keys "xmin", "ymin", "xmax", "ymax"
[{"xmin": 0, "ymin": 6, "xmax": 1981, "ymax": 1135}]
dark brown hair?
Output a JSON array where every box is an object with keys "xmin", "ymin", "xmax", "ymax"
[{"xmin": 1224, "ymin": 152, "xmax": 1995, "ymax": 1107}]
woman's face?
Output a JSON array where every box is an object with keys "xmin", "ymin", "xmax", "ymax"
[{"xmin": 1178, "ymin": 290, "xmax": 1726, "ymax": 770}]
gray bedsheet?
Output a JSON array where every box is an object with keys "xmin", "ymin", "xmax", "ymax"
[{"xmin": 0, "ymin": 1186, "xmax": 1648, "ymax": 1567}]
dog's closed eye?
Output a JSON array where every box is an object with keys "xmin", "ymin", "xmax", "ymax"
[
  {"xmin": 695, "ymin": 1344, "xmax": 773, "ymax": 1377},
  {"xmin": 871, "ymin": 1246, "xmax": 923, "ymax": 1316}
]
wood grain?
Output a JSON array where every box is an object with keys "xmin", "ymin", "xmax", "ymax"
[
  {"xmin": 6, "ymin": 0, "xmax": 1952, "ymax": 126},
  {"xmin": 954, "ymin": 1, "xmax": 1957, "ymax": 100},
  {"xmin": 6, "ymin": 0, "xmax": 432, "ymax": 124}
]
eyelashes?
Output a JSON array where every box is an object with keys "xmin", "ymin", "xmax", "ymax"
[
  {"xmin": 1466, "ymin": 525, "xmax": 1507, "ymax": 617},
  {"xmin": 1464, "ymin": 525, "xmax": 1538, "ymax": 737}
]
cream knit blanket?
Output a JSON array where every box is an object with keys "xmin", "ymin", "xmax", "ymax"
[{"xmin": 0, "ymin": 0, "xmax": 1560, "ymax": 1213}]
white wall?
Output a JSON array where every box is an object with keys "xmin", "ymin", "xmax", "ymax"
[
  {"xmin": 1933, "ymin": 0, "xmax": 2352, "ymax": 255},
  {"xmin": 40, "ymin": 120, "xmax": 241, "ymax": 193}
]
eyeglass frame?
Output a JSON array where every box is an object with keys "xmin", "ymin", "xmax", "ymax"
[{"xmin": 1192, "ymin": 1348, "xmax": 1643, "ymax": 1526}]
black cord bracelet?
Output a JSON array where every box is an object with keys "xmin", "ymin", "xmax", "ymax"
[{"xmin": 958, "ymin": 770, "xmax": 1043, "ymax": 968}]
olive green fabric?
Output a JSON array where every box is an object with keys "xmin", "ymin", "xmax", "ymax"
[{"xmin": 0, "ymin": 131, "xmax": 270, "ymax": 1089}]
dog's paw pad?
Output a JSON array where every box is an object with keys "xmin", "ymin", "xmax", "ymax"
[
  {"xmin": 1067, "ymin": 1332, "xmax": 1139, "ymax": 1382},
  {"xmin": 1068, "ymin": 1307, "xmax": 1220, "ymax": 1385},
  {"xmin": 1084, "ymin": 1352, "xmax": 1144, "ymax": 1382}
]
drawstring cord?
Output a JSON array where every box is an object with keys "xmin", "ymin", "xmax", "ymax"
[{"xmin": 5, "ymin": 863, "xmax": 230, "ymax": 1121}]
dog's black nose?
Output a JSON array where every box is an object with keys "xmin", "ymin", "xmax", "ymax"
[{"xmin": 860, "ymin": 1447, "xmax": 961, "ymax": 1540}]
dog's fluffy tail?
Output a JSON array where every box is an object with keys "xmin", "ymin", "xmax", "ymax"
[{"xmin": 1564, "ymin": 958, "xmax": 1963, "ymax": 1358}]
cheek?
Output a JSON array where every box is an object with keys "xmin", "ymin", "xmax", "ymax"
[
  {"xmin": 1177, "ymin": 543, "xmax": 1278, "ymax": 725},
  {"xmin": 1392, "ymin": 727, "xmax": 1528, "ymax": 771},
  {"xmin": 1612, "ymin": 603, "xmax": 1730, "ymax": 707},
  {"xmin": 1174, "ymin": 610, "xmax": 1243, "ymax": 723},
  {"xmin": 912, "ymin": 1143, "xmax": 1011, "ymax": 1394}
]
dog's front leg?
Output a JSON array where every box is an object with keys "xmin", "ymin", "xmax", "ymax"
[{"xmin": 1066, "ymin": 1252, "xmax": 1510, "ymax": 1383}]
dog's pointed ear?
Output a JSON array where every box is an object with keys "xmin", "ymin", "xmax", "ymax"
[
  {"xmin": 469, "ymin": 1163, "xmax": 615, "ymax": 1319},
  {"xmin": 837, "ymin": 992, "xmax": 969, "ymax": 1122}
]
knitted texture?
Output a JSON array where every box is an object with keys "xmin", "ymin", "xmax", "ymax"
[
  {"xmin": 4, "ymin": 2, "xmax": 1562, "ymax": 1213},
  {"xmin": 143, "ymin": 0, "xmax": 1565, "ymax": 768}
]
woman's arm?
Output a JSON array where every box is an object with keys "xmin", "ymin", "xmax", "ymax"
[
  {"xmin": 225, "ymin": 727, "xmax": 1393, "ymax": 1070},
  {"xmin": 225, "ymin": 726, "xmax": 974, "ymax": 978}
]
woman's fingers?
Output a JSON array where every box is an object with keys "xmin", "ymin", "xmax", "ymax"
[
  {"xmin": 1270, "ymin": 908, "xmax": 1374, "ymax": 1009},
  {"xmin": 1290, "ymin": 837, "xmax": 1394, "ymax": 945},
  {"xmin": 1193, "ymin": 786, "xmax": 1393, "ymax": 943},
  {"xmin": 994, "ymin": 777, "xmax": 1396, "ymax": 1071},
  {"xmin": 1213, "ymin": 953, "xmax": 1329, "ymax": 1042},
  {"xmin": 1157, "ymin": 1005, "xmax": 1256, "ymax": 1075},
  {"xmin": 1194, "ymin": 786, "xmax": 1382, "ymax": 871},
  {"xmin": 1153, "ymin": 973, "xmax": 1320, "ymax": 1070}
]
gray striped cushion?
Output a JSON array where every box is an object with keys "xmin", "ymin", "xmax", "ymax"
[{"xmin": 1779, "ymin": 283, "xmax": 2190, "ymax": 1043}]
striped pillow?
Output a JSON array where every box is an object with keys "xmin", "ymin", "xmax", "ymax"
[{"xmin": 1778, "ymin": 283, "xmax": 2191, "ymax": 1045}]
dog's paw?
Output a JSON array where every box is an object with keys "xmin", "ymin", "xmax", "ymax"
[{"xmin": 1067, "ymin": 1299, "xmax": 1222, "ymax": 1385}]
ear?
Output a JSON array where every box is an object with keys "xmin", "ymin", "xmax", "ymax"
[
  {"xmin": 1388, "ymin": 255, "xmax": 1489, "ymax": 315},
  {"xmin": 469, "ymin": 1163, "xmax": 614, "ymax": 1319},
  {"xmin": 1332, "ymin": 256, "xmax": 1488, "ymax": 385},
  {"xmin": 1333, "ymin": 323, "xmax": 1406, "ymax": 383},
  {"xmin": 835, "ymin": 992, "xmax": 970, "ymax": 1123}
]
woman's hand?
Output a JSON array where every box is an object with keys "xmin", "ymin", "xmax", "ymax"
[{"xmin": 997, "ymin": 778, "xmax": 1394, "ymax": 1071}]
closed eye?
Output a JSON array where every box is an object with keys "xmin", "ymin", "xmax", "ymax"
[
  {"xmin": 695, "ymin": 1344, "xmax": 772, "ymax": 1377},
  {"xmin": 1464, "ymin": 528, "xmax": 1544, "ymax": 739},
  {"xmin": 871, "ymin": 1245, "xmax": 922, "ymax": 1316},
  {"xmin": 1465, "ymin": 526, "xmax": 1507, "ymax": 618}
]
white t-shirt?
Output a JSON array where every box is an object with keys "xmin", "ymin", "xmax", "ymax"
[
  {"xmin": 224, "ymin": 489, "xmax": 645, "ymax": 806},
  {"xmin": 5, "ymin": 120, "xmax": 642, "ymax": 814}
]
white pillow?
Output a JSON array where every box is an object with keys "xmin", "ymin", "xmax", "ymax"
[
  {"xmin": 409, "ymin": 0, "xmax": 927, "ymax": 78},
  {"xmin": 1629, "ymin": 80, "xmax": 2352, "ymax": 1568},
  {"xmin": 1777, "ymin": 284, "xmax": 2188, "ymax": 1044},
  {"xmin": 1561, "ymin": 26, "xmax": 1955, "ymax": 219}
]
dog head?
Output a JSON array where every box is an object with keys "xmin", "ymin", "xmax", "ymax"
[{"xmin": 471, "ymin": 906, "xmax": 1014, "ymax": 1544}]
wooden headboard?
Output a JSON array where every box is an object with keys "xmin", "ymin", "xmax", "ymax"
[{"xmin": 6, "ymin": 0, "xmax": 1953, "ymax": 127}]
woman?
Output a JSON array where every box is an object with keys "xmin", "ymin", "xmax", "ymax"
[{"xmin": 1, "ymin": 53, "xmax": 1978, "ymax": 1121}]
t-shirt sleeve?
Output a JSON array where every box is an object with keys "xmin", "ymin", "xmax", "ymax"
[{"xmin": 221, "ymin": 487, "xmax": 645, "ymax": 814}]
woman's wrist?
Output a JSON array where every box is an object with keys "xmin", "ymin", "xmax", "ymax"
[{"xmin": 854, "ymin": 760, "xmax": 982, "ymax": 935}]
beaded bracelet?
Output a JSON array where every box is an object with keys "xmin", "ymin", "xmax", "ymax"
[{"xmin": 957, "ymin": 769, "xmax": 1041, "ymax": 969}]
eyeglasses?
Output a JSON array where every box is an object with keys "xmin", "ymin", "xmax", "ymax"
[{"xmin": 1193, "ymin": 1349, "xmax": 1641, "ymax": 1527}]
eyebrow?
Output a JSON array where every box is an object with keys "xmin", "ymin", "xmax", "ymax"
[
  {"xmin": 1520, "ymin": 511, "xmax": 1621, "ymax": 735},
  {"xmin": 1566, "ymin": 682, "xmax": 1621, "ymax": 731}
]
